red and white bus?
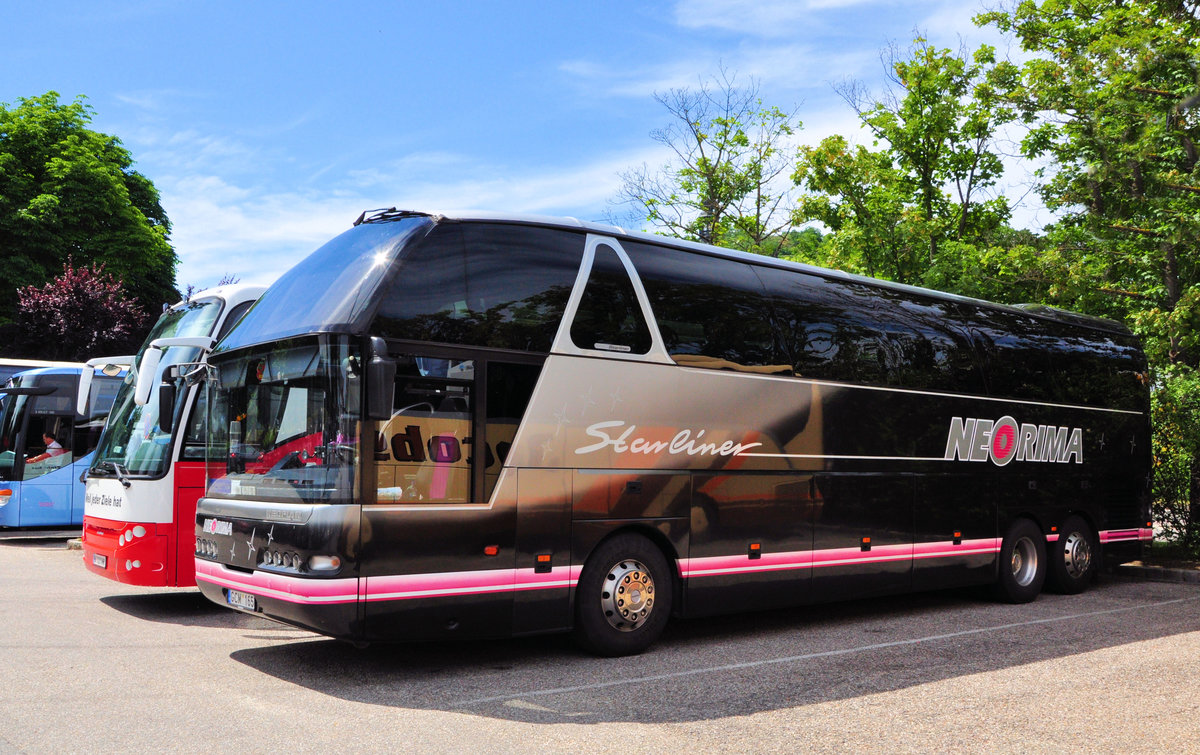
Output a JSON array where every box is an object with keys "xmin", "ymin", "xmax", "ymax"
[
  {"xmin": 192, "ymin": 211, "xmax": 1151, "ymax": 655},
  {"xmin": 81, "ymin": 284, "xmax": 263, "ymax": 586}
]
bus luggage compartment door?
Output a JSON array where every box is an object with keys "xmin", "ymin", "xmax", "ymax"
[
  {"xmin": 809, "ymin": 474, "xmax": 914, "ymax": 602},
  {"xmin": 359, "ymin": 501, "xmax": 518, "ymax": 642},
  {"xmin": 685, "ymin": 473, "xmax": 816, "ymax": 616},
  {"xmin": 511, "ymin": 469, "xmax": 572, "ymax": 635}
]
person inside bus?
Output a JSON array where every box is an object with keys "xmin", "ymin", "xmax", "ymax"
[{"xmin": 25, "ymin": 433, "xmax": 67, "ymax": 464}]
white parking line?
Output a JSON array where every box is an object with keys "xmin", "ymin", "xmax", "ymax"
[{"xmin": 454, "ymin": 596, "xmax": 1200, "ymax": 707}]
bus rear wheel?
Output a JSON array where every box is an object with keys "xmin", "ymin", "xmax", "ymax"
[
  {"xmin": 573, "ymin": 533, "xmax": 673, "ymax": 657},
  {"xmin": 993, "ymin": 518, "xmax": 1046, "ymax": 603},
  {"xmin": 1046, "ymin": 515, "xmax": 1096, "ymax": 594}
]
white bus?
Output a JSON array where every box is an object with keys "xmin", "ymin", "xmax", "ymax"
[{"xmin": 81, "ymin": 284, "xmax": 263, "ymax": 586}]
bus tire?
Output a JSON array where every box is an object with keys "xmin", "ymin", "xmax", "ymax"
[
  {"xmin": 993, "ymin": 518, "xmax": 1046, "ymax": 603},
  {"xmin": 572, "ymin": 533, "xmax": 673, "ymax": 657},
  {"xmin": 1046, "ymin": 515, "xmax": 1096, "ymax": 594}
]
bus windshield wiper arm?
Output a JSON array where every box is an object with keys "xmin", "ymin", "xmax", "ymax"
[{"xmin": 111, "ymin": 463, "xmax": 132, "ymax": 489}]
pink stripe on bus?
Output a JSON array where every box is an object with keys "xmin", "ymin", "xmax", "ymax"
[
  {"xmin": 198, "ymin": 535, "xmax": 1019, "ymax": 606},
  {"xmin": 679, "ymin": 539, "xmax": 1000, "ymax": 578},
  {"xmin": 195, "ymin": 560, "xmax": 359, "ymax": 604},
  {"xmin": 363, "ymin": 565, "xmax": 582, "ymax": 601},
  {"xmin": 1099, "ymin": 528, "xmax": 1153, "ymax": 543}
]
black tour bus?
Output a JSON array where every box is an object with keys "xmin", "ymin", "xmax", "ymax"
[{"xmin": 192, "ymin": 210, "xmax": 1151, "ymax": 656}]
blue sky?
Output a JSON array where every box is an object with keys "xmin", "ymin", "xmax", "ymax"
[{"xmin": 3, "ymin": 0, "xmax": 1029, "ymax": 293}]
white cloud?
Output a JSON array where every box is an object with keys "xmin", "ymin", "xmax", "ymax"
[
  {"xmin": 163, "ymin": 144, "xmax": 673, "ymax": 292},
  {"xmin": 674, "ymin": 0, "xmax": 887, "ymax": 37}
]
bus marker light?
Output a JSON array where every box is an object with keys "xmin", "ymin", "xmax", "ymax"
[
  {"xmin": 0, "ymin": 489, "xmax": 11, "ymax": 507},
  {"xmin": 953, "ymin": 531, "xmax": 962, "ymax": 545},
  {"xmin": 484, "ymin": 545, "xmax": 499, "ymax": 557},
  {"xmin": 535, "ymin": 554, "xmax": 552, "ymax": 573},
  {"xmin": 1050, "ymin": 526, "xmax": 1058, "ymax": 533},
  {"xmin": 747, "ymin": 543, "xmax": 761, "ymax": 560},
  {"xmin": 309, "ymin": 555, "xmax": 341, "ymax": 572},
  {"xmin": 861, "ymin": 537, "xmax": 871, "ymax": 552}
]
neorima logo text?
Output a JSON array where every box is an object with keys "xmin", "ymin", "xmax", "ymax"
[{"xmin": 943, "ymin": 416, "xmax": 1083, "ymax": 466}]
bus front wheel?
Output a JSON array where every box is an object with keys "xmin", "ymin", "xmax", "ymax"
[
  {"xmin": 573, "ymin": 533, "xmax": 673, "ymax": 657},
  {"xmin": 994, "ymin": 518, "xmax": 1046, "ymax": 603},
  {"xmin": 1046, "ymin": 515, "xmax": 1096, "ymax": 594}
]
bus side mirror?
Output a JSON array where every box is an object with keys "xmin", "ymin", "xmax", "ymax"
[
  {"xmin": 158, "ymin": 380, "xmax": 177, "ymax": 434},
  {"xmin": 366, "ymin": 337, "xmax": 395, "ymax": 422}
]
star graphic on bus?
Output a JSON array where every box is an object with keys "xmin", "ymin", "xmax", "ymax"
[
  {"xmin": 552, "ymin": 404, "xmax": 571, "ymax": 436},
  {"xmin": 608, "ymin": 386, "xmax": 623, "ymax": 412}
]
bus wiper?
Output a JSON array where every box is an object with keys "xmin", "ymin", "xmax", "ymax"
[{"xmin": 109, "ymin": 462, "xmax": 132, "ymax": 488}]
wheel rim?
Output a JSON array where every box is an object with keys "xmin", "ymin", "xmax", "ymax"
[
  {"xmin": 600, "ymin": 558, "xmax": 655, "ymax": 632},
  {"xmin": 1062, "ymin": 531, "xmax": 1092, "ymax": 579},
  {"xmin": 1011, "ymin": 536, "xmax": 1039, "ymax": 587}
]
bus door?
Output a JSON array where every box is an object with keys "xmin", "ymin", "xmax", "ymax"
[
  {"xmin": 360, "ymin": 354, "xmax": 544, "ymax": 641},
  {"xmin": 11, "ymin": 378, "xmax": 81, "ymax": 526}
]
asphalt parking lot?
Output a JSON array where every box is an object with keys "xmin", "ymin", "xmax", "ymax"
[{"xmin": 1, "ymin": 538, "xmax": 1198, "ymax": 754}]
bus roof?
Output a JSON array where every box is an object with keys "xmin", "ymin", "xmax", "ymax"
[
  {"xmin": 4, "ymin": 364, "xmax": 118, "ymax": 380},
  {"xmin": 164, "ymin": 283, "xmax": 267, "ymax": 313},
  {"xmin": 217, "ymin": 208, "xmax": 1131, "ymax": 356},
  {"xmin": 358, "ymin": 209, "xmax": 1131, "ymax": 337},
  {"xmin": 0, "ymin": 358, "xmax": 86, "ymax": 369}
]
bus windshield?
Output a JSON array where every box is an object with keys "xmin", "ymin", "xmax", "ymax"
[
  {"xmin": 215, "ymin": 217, "xmax": 430, "ymax": 353},
  {"xmin": 205, "ymin": 337, "xmax": 358, "ymax": 504},
  {"xmin": 91, "ymin": 297, "xmax": 225, "ymax": 478}
]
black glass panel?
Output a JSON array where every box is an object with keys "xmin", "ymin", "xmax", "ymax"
[
  {"xmin": 569, "ymin": 245, "xmax": 652, "ymax": 354},
  {"xmin": 376, "ymin": 224, "xmax": 584, "ymax": 353},
  {"xmin": 623, "ymin": 242, "xmax": 784, "ymax": 373}
]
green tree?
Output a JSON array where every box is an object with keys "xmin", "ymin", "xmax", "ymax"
[
  {"xmin": 794, "ymin": 40, "xmax": 1022, "ymax": 288},
  {"xmin": 979, "ymin": 0, "xmax": 1200, "ymax": 367},
  {"xmin": 0, "ymin": 92, "xmax": 177, "ymax": 329},
  {"xmin": 1151, "ymin": 368, "xmax": 1200, "ymax": 552},
  {"xmin": 979, "ymin": 0, "xmax": 1200, "ymax": 553},
  {"xmin": 614, "ymin": 71, "xmax": 801, "ymax": 256}
]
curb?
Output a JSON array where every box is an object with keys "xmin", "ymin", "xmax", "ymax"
[{"xmin": 1115, "ymin": 563, "xmax": 1200, "ymax": 584}]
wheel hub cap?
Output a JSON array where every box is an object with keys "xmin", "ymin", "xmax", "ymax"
[
  {"xmin": 601, "ymin": 559, "xmax": 655, "ymax": 632},
  {"xmin": 1011, "ymin": 536, "xmax": 1038, "ymax": 587},
  {"xmin": 1062, "ymin": 531, "xmax": 1092, "ymax": 579}
]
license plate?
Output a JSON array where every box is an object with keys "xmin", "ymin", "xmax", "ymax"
[
  {"xmin": 92, "ymin": 553, "xmax": 107, "ymax": 569},
  {"xmin": 227, "ymin": 589, "xmax": 256, "ymax": 611}
]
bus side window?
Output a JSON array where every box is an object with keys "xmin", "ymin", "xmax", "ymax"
[
  {"xmin": 376, "ymin": 357, "xmax": 475, "ymax": 504},
  {"xmin": 23, "ymin": 415, "xmax": 74, "ymax": 480},
  {"xmin": 374, "ymin": 224, "xmax": 584, "ymax": 353},
  {"xmin": 569, "ymin": 245, "xmax": 652, "ymax": 355},
  {"xmin": 624, "ymin": 242, "xmax": 785, "ymax": 373},
  {"xmin": 182, "ymin": 390, "xmax": 208, "ymax": 460},
  {"xmin": 74, "ymin": 375, "xmax": 123, "ymax": 459}
]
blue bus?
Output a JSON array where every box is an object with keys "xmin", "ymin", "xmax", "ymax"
[
  {"xmin": 0, "ymin": 364, "xmax": 126, "ymax": 528},
  {"xmin": 0, "ymin": 358, "xmax": 87, "ymax": 387}
]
